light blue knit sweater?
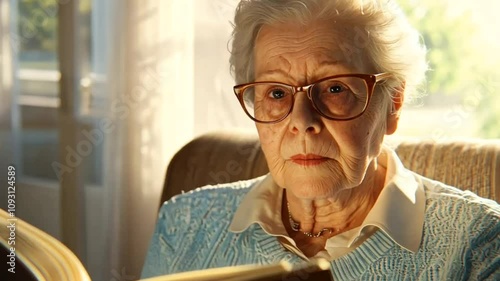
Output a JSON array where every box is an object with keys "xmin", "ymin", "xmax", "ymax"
[{"xmin": 141, "ymin": 176, "xmax": 500, "ymax": 280}]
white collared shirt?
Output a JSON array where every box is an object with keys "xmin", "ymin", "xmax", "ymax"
[{"xmin": 229, "ymin": 146, "xmax": 425, "ymax": 260}]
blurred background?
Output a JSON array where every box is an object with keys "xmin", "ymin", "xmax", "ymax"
[{"xmin": 0, "ymin": 0, "xmax": 499, "ymax": 280}]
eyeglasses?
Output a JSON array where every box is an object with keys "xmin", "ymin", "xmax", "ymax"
[{"xmin": 233, "ymin": 73, "xmax": 392, "ymax": 123}]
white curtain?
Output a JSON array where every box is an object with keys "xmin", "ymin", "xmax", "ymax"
[
  {"xmin": 101, "ymin": 0, "xmax": 258, "ymax": 277},
  {"xmin": 103, "ymin": 0, "xmax": 195, "ymax": 279}
]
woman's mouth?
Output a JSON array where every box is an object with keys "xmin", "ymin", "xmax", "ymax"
[{"xmin": 290, "ymin": 154, "xmax": 328, "ymax": 166}]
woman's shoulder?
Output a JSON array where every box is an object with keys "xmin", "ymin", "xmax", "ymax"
[
  {"xmin": 158, "ymin": 176, "xmax": 266, "ymax": 218},
  {"xmin": 419, "ymin": 175, "xmax": 499, "ymax": 231},
  {"xmin": 420, "ymin": 176, "xmax": 499, "ymax": 212},
  {"xmin": 416, "ymin": 176, "xmax": 499, "ymax": 278},
  {"xmin": 168, "ymin": 175, "xmax": 264, "ymax": 201}
]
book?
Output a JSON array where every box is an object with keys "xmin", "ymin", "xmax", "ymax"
[
  {"xmin": 0, "ymin": 208, "xmax": 91, "ymax": 281},
  {"xmin": 0, "ymin": 208, "xmax": 333, "ymax": 281},
  {"xmin": 140, "ymin": 259, "xmax": 334, "ymax": 281}
]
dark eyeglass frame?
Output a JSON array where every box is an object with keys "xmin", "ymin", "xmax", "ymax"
[{"xmin": 233, "ymin": 73, "xmax": 393, "ymax": 124}]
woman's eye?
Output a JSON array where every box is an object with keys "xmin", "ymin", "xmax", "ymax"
[
  {"xmin": 269, "ymin": 89, "xmax": 286, "ymax": 99},
  {"xmin": 328, "ymin": 84, "xmax": 346, "ymax": 94}
]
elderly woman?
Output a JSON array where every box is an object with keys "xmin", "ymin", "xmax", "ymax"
[{"xmin": 141, "ymin": 0, "xmax": 500, "ymax": 280}]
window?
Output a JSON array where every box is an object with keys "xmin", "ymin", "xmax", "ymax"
[
  {"xmin": 17, "ymin": 0, "xmax": 60, "ymax": 181},
  {"xmin": 394, "ymin": 0, "xmax": 500, "ymax": 139},
  {"xmin": 17, "ymin": 0, "xmax": 103, "ymax": 185}
]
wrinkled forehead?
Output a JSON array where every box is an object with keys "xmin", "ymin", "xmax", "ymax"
[{"xmin": 253, "ymin": 20, "xmax": 372, "ymax": 78}]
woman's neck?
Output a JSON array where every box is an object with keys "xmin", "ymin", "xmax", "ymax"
[{"xmin": 282, "ymin": 161, "xmax": 386, "ymax": 255}]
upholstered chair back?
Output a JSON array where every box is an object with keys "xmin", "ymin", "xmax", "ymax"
[{"xmin": 161, "ymin": 131, "xmax": 500, "ymax": 206}]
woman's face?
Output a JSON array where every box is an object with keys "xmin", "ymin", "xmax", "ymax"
[{"xmin": 254, "ymin": 21, "xmax": 401, "ymax": 199}]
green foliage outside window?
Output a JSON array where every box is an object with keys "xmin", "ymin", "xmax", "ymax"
[
  {"xmin": 399, "ymin": 0, "xmax": 500, "ymax": 138},
  {"xmin": 17, "ymin": 0, "xmax": 91, "ymax": 69}
]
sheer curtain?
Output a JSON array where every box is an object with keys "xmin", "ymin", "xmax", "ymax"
[
  {"xmin": 104, "ymin": 0, "xmax": 195, "ymax": 279},
  {"xmin": 192, "ymin": 1, "xmax": 254, "ymax": 134},
  {"xmin": 103, "ymin": 1, "xmax": 255, "ymax": 278}
]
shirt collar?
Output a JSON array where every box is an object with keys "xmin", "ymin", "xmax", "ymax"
[
  {"xmin": 359, "ymin": 147, "xmax": 425, "ymax": 252},
  {"xmin": 229, "ymin": 146, "xmax": 425, "ymax": 253},
  {"xmin": 229, "ymin": 174, "xmax": 288, "ymax": 236}
]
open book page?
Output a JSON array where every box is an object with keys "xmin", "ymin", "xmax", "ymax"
[
  {"xmin": 139, "ymin": 258, "xmax": 334, "ymax": 281},
  {"xmin": 0, "ymin": 209, "xmax": 91, "ymax": 281}
]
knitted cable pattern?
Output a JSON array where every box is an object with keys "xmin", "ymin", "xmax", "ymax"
[{"xmin": 142, "ymin": 176, "xmax": 500, "ymax": 281}]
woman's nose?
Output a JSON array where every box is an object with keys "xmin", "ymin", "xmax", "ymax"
[{"xmin": 288, "ymin": 92, "xmax": 323, "ymax": 134}]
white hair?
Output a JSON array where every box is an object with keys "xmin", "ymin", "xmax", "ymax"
[{"xmin": 229, "ymin": 0, "xmax": 428, "ymax": 101}]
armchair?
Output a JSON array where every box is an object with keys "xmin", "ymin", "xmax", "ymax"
[{"xmin": 161, "ymin": 131, "xmax": 500, "ymax": 206}]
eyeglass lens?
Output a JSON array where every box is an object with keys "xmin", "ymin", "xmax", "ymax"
[{"xmin": 242, "ymin": 77, "xmax": 369, "ymax": 122}]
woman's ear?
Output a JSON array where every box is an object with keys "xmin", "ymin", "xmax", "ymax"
[{"xmin": 386, "ymin": 82, "xmax": 405, "ymax": 135}]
